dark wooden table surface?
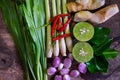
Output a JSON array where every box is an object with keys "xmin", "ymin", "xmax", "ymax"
[{"xmin": 0, "ymin": 0, "xmax": 120, "ymax": 80}]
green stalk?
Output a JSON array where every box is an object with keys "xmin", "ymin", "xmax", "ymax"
[
  {"xmin": 62, "ymin": 0, "xmax": 73, "ymax": 52},
  {"xmin": 45, "ymin": 0, "xmax": 52, "ymax": 58},
  {"xmin": 52, "ymin": 0, "xmax": 59, "ymax": 56},
  {"xmin": 0, "ymin": 0, "xmax": 31, "ymax": 80},
  {"xmin": 0, "ymin": 0, "xmax": 47, "ymax": 80},
  {"xmin": 52, "ymin": 0, "xmax": 57, "ymax": 16},
  {"xmin": 57, "ymin": 0, "xmax": 67, "ymax": 56},
  {"xmin": 33, "ymin": 0, "xmax": 43, "ymax": 79},
  {"xmin": 23, "ymin": 0, "xmax": 47, "ymax": 79},
  {"xmin": 22, "ymin": 3, "xmax": 40, "ymax": 79}
]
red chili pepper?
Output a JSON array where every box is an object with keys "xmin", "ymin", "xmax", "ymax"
[
  {"xmin": 51, "ymin": 14, "xmax": 71, "ymax": 36},
  {"xmin": 58, "ymin": 13, "xmax": 70, "ymax": 17},
  {"xmin": 50, "ymin": 14, "xmax": 70, "ymax": 22},
  {"xmin": 52, "ymin": 33, "xmax": 71, "ymax": 41},
  {"xmin": 58, "ymin": 18, "xmax": 72, "ymax": 33},
  {"xmin": 50, "ymin": 16, "xmax": 57, "ymax": 22},
  {"xmin": 51, "ymin": 16, "xmax": 60, "ymax": 36},
  {"xmin": 57, "ymin": 18, "xmax": 62, "ymax": 30}
]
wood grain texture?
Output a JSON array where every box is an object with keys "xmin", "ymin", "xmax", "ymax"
[
  {"xmin": 0, "ymin": 10, "xmax": 24, "ymax": 80},
  {"xmin": 0, "ymin": 0, "xmax": 120, "ymax": 80}
]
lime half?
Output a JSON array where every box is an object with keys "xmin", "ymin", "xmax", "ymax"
[
  {"xmin": 72, "ymin": 42, "xmax": 93, "ymax": 62},
  {"xmin": 73, "ymin": 22, "xmax": 94, "ymax": 41}
]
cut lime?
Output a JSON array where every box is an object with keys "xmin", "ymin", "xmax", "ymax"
[
  {"xmin": 73, "ymin": 22, "xmax": 94, "ymax": 41},
  {"xmin": 72, "ymin": 42, "xmax": 93, "ymax": 62}
]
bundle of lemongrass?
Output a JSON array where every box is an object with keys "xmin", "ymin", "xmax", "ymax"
[
  {"xmin": 46, "ymin": 0, "xmax": 73, "ymax": 58},
  {"xmin": 0, "ymin": 0, "xmax": 73, "ymax": 79}
]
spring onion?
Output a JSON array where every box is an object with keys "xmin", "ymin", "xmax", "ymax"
[{"xmin": 22, "ymin": 0, "xmax": 47, "ymax": 79}]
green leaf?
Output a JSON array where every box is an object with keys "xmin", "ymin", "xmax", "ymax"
[
  {"xmin": 87, "ymin": 27, "xmax": 118, "ymax": 73},
  {"xmin": 1, "ymin": 0, "xmax": 47, "ymax": 80},
  {"xmin": 89, "ymin": 27, "xmax": 111, "ymax": 45},
  {"xmin": 93, "ymin": 38, "xmax": 113, "ymax": 56},
  {"xmin": 0, "ymin": 0, "xmax": 31, "ymax": 79},
  {"xmin": 103, "ymin": 48, "xmax": 118, "ymax": 59},
  {"xmin": 86, "ymin": 55, "xmax": 108, "ymax": 73}
]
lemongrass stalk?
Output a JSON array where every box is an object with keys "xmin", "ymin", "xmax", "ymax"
[
  {"xmin": 62, "ymin": 0, "xmax": 73, "ymax": 52},
  {"xmin": 52, "ymin": 0, "xmax": 60, "ymax": 56},
  {"xmin": 0, "ymin": 0, "xmax": 33, "ymax": 80},
  {"xmin": 53, "ymin": 40, "xmax": 59, "ymax": 56},
  {"xmin": 45, "ymin": 0, "xmax": 53, "ymax": 58},
  {"xmin": 57, "ymin": 0, "xmax": 67, "ymax": 56}
]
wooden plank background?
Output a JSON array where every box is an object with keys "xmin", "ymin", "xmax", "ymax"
[{"xmin": 0, "ymin": 0, "xmax": 120, "ymax": 80}]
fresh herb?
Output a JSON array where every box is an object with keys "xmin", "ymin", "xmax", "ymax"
[
  {"xmin": 0, "ymin": 0, "xmax": 47, "ymax": 80},
  {"xmin": 22, "ymin": 0, "xmax": 47, "ymax": 79},
  {"xmin": 93, "ymin": 38, "xmax": 113, "ymax": 56},
  {"xmin": 103, "ymin": 48, "xmax": 118, "ymax": 59},
  {"xmin": 0, "ymin": 0, "xmax": 30, "ymax": 79},
  {"xmin": 87, "ymin": 27, "xmax": 118, "ymax": 73},
  {"xmin": 89, "ymin": 27, "xmax": 111, "ymax": 45},
  {"xmin": 86, "ymin": 55, "xmax": 108, "ymax": 73}
]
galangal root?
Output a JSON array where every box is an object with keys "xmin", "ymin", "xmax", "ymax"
[
  {"xmin": 67, "ymin": 0, "xmax": 105, "ymax": 12},
  {"xmin": 74, "ymin": 4, "xmax": 119, "ymax": 24}
]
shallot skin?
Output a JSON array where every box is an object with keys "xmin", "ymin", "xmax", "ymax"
[{"xmin": 53, "ymin": 57, "xmax": 61, "ymax": 67}]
